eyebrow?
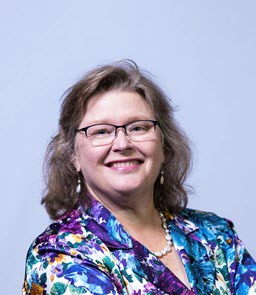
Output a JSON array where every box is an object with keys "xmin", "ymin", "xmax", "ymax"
[{"xmin": 84, "ymin": 116, "xmax": 155, "ymax": 126}]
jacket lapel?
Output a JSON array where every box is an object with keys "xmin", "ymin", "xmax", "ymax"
[
  {"xmin": 83, "ymin": 200, "xmax": 222, "ymax": 294},
  {"xmin": 131, "ymin": 239, "xmax": 196, "ymax": 294},
  {"xmin": 168, "ymin": 214, "xmax": 217, "ymax": 294}
]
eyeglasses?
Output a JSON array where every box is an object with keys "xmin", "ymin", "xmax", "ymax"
[{"xmin": 75, "ymin": 120, "xmax": 158, "ymax": 147}]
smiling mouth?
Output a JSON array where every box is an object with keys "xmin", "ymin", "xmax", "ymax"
[{"xmin": 107, "ymin": 160, "xmax": 143, "ymax": 168}]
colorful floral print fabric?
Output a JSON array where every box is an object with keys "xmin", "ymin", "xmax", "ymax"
[{"xmin": 22, "ymin": 198, "xmax": 256, "ymax": 294}]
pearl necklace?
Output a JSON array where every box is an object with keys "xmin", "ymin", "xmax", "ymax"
[{"xmin": 154, "ymin": 211, "xmax": 173, "ymax": 257}]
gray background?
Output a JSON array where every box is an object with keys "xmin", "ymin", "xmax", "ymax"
[{"xmin": 0, "ymin": 1, "xmax": 255, "ymax": 294}]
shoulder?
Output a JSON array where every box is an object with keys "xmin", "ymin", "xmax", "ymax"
[
  {"xmin": 28, "ymin": 207, "xmax": 105, "ymax": 260},
  {"xmin": 180, "ymin": 208, "xmax": 234, "ymax": 229},
  {"xmin": 175, "ymin": 208, "xmax": 238, "ymax": 247},
  {"xmin": 32, "ymin": 208, "xmax": 85, "ymax": 245},
  {"xmin": 24, "ymin": 209, "xmax": 126, "ymax": 294}
]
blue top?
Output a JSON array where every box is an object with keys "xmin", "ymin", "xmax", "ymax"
[{"xmin": 22, "ymin": 198, "xmax": 256, "ymax": 294}]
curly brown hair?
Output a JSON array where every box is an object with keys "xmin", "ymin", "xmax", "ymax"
[{"xmin": 41, "ymin": 60, "xmax": 192, "ymax": 220}]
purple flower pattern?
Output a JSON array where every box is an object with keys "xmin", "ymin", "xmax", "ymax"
[{"xmin": 22, "ymin": 199, "xmax": 256, "ymax": 294}]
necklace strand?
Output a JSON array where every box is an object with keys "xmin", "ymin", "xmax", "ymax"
[{"xmin": 154, "ymin": 211, "xmax": 173, "ymax": 257}]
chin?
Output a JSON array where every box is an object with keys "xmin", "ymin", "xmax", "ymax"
[{"xmin": 112, "ymin": 183, "xmax": 150, "ymax": 197}]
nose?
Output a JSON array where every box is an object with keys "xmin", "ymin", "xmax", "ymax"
[{"xmin": 111, "ymin": 128, "xmax": 132, "ymax": 152}]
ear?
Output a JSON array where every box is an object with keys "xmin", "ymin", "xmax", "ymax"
[{"xmin": 71, "ymin": 154, "xmax": 81, "ymax": 172}]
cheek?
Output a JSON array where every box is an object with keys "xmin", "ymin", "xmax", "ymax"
[
  {"xmin": 77, "ymin": 143, "xmax": 108, "ymax": 173},
  {"xmin": 80, "ymin": 150, "xmax": 95, "ymax": 168},
  {"xmin": 140, "ymin": 142, "xmax": 165, "ymax": 171}
]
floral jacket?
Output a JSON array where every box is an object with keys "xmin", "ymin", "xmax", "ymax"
[{"xmin": 22, "ymin": 198, "xmax": 256, "ymax": 295}]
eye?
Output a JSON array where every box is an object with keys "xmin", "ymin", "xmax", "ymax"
[
  {"xmin": 129, "ymin": 122, "xmax": 151, "ymax": 133},
  {"xmin": 130, "ymin": 126, "xmax": 145, "ymax": 131},
  {"xmin": 88, "ymin": 125, "xmax": 114, "ymax": 137},
  {"xmin": 92, "ymin": 129, "xmax": 112, "ymax": 136}
]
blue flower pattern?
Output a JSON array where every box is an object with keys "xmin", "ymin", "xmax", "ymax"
[{"xmin": 22, "ymin": 198, "xmax": 256, "ymax": 294}]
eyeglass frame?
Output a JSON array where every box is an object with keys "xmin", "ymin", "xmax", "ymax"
[{"xmin": 75, "ymin": 119, "xmax": 158, "ymax": 145}]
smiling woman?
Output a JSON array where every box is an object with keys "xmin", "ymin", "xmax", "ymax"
[
  {"xmin": 22, "ymin": 60, "xmax": 256, "ymax": 295},
  {"xmin": 72, "ymin": 91, "xmax": 165, "ymax": 211}
]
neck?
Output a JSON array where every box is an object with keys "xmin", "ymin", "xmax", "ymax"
[
  {"xmin": 87, "ymin": 186, "xmax": 160, "ymax": 230},
  {"xmin": 88, "ymin": 188, "xmax": 170, "ymax": 257},
  {"xmin": 112, "ymin": 203, "xmax": 160, "ymax": 228}
]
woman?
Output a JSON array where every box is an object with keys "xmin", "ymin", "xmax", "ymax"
[{"xmin": 23, "ymin": 60, "xmax": 256, "ymax": 295}]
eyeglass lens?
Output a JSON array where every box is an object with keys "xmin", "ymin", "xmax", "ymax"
[{"xmin": 87, "ymin": 120, "xmax": 157, "ymax": 146}]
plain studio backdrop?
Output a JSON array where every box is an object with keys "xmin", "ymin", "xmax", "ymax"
[{"xmin": 0, "ymin": 1, "xmax": 255, "ymax": 294}]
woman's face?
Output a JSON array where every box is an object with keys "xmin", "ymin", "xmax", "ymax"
[{"xmin": 74, "ymin": 90, "xmax": 164, "ymax": 207}]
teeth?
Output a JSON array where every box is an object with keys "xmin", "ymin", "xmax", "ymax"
[{"xmin": 112, "ymin": 161, "xmax": 139, "ymax": 167}]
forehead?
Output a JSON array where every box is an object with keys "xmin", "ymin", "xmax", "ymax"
[{"xmin": 81, "ymin": 90, "xmax": 154, "ymax": 125}]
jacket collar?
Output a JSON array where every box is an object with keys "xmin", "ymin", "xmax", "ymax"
[
  {"xmin": 165, "ymin": 212, "xmax": 199, "ymax": 235},
  {"xmin": 80, "ymin": 198, "xmax": 132, "ymax": 249},
  {"xmin": 79, "ymin": 199, "xmax": 199, "ymax": 294},
  {"xmin": 80, "ymin": 199, "xmax": 201, "ymax": 249}
]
